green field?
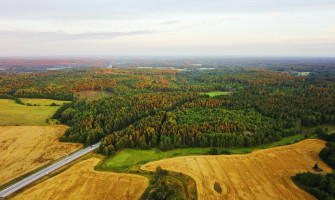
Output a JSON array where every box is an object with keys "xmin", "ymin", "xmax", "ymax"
[
  {"xmin": 100, "ymin": 134, "xmax": 304, "ymax": 172},
  {"xmin": 201, "ymin": 91, "xmax": 232, "ymax": 97},
  {"xmin": 0, "ymin": 98, "xmax": 70, "ymax": 126}
]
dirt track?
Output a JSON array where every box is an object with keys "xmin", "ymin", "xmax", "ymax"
[
  {"xmin": 141, "ymin": 139, "xmax": 332, "ymax": 200},
  {"xmin": 13, "ymin": 158, "xmax": 149, "ymax": 200},
  {"xmin": 0, "ymin": 125, "xmax": 81, "ymax": 185}
]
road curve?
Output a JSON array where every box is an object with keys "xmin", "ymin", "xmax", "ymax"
[{"xmin": 0, "ymin": 142, "xmax": 101, "ymax": 199}]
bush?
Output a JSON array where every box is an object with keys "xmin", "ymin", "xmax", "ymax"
[
  {"xmin": 14, "ymin": 97, "xmax": 24, "ymax": 105},
  {"xmin": 220, "ymin": 150, "xmax": 231, "ymax": 155},
  {"xmin": 214, "ymin": 181, "xmax": 222, "ymax": 194},
  {"xmin": 209, "ymin": 147, "xmax": 219, "ymax": 155},
  {"xmin": 146, "ymin": 176, "xmax": 172, "ymax": 200},
  {"xmin": 156, "ymin": 166, "xmax": 168, "ymax": 175}
]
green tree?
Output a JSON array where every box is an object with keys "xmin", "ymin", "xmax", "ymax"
[{"xmin": 61, "ymin": 108, "xmax": 76, "ymax": 123}]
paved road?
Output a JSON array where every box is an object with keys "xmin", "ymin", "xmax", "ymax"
[{"xmin": 0, "ymin": 142, "xmax": 101, "ymax": 199}]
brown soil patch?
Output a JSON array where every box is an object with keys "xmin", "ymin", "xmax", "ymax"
[
  {"xmin": 141, "ymin": 139, "xmax": 332, "ymax": 200},
  {"xmin": 0, "ymin": 125, "xmax": 81, "ymax": 185},
  {"xmin": 13, "ymin": 158, "xmax": 149, "ymax": 200}
]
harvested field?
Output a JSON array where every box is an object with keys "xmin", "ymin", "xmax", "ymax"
[
  {"xmin": 0, "ymin": 125, "xmax": 81, "ymax": 185},
  {"xmin": 141, "ymin": 139, "xmax": 332, "ymax": 200},
  {"xmin": 13, "ymin": 158, "xmax": 149, "ymax": 200}
]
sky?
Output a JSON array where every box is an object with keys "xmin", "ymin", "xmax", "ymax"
[{"xmin": 0, "ymin": 0, "xmax": 335, "ymax": 57}]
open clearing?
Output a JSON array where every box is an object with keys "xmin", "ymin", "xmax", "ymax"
[
  {"xmin": 75, "ymin": 91, "xmax": 113, "ymax": 101},
  {"xmin": 201, "ymin": 91, "xmax": 232, "ymax": 97},
  {"xmin": 13, "ymin": 158, "xmax": 149, "ymax": 200},
  {"xmin": 141, "ymin": 139, "xmax": 332, "ymax": 200},
  {"xmin": 0, "ymin": 125, "xmax": 81, "ymax": 186},
  {"xmin": 0, "ymin": 99, "xmax": 69, "ymax": 126}
]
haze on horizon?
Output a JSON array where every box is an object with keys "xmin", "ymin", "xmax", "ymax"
[{"xmin": 1, "ymin": 0, "xmax": 335, "ymax": 57}]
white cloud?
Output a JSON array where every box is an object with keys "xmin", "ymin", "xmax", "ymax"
[
  {"xmin": 269, "ymin": 11, "xmax": 284, "ymax": 19},
  {"xmin": 158, "ymin": 21, "xmax": 181, "ymax": 25},
  {"xmin": 0, "ymin": 30, "xmax": 155, "ymax": 41},
  {"xmin": 0, "ymin": 0, "xmax": 334, "ymax": 56}
]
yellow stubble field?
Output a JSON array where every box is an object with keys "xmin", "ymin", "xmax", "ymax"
[
  {"xmin": 13, "ymin": 158, "xmax": 149, "ymax": 200},
  {"xmin": 141, "ymin": 139, "xmax": 332, "ymax": 200},
  {"xmin": 0, "ymin": 125, "xmax": 81, "ymax": 185}
]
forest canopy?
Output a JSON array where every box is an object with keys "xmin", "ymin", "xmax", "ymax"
[{"xmin": 1, "ymin": 66, "xmax": 335, "ymax": 155}]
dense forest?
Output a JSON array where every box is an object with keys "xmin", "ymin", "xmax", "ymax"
[
  {"xmin": 1, "ymin": 67, "xmax": 335, "ymax": 155},
  {"xmin": 2, "ymin": 65, "xmax": 335, "ymax": 199},
  {"xmin": 293, "ymin": 172, "xmax": 335, "ymax": 200}
]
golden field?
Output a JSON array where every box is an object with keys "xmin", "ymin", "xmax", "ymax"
[
  {"xmin": 141, "ymin": 139, "xmax": 332, "ymax": 200},
  {"xmin": 13, "ymin": 158, "xmax": 149, "ymax": 200},
  {"xmin": 0, "ymin": 125, "xmax": 81, "ymax": 185}
]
